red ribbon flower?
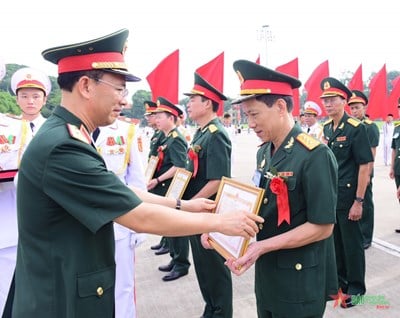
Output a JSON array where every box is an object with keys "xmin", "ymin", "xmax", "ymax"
[
  {"xmin": 188, "ymin": 145, "xmax": 201, "ymax": 177},
  {"xmin": 269, "ymin": 176, "xmax": 290, "ymax": 226},
  {"xmin": 157, "ymin": 145, "xmax": 166, "ymax": 171}
]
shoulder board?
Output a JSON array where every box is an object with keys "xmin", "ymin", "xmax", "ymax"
[
  {"xmin": 208, "ymin": 124, "xmax": 218, "ymax": 133},
  {"xmin": 364, "ymin": 119, "xmax": 373, "ymax": 125},
  {"xmin": 172, "ymin": 131, "xmax": 178, "ymax": 138},
  {"xmin": 67, "ymin": 124, "xmax": 91, "ymax": 144},
  {"xmin": 323, "ymin": 119, "xmax": 332, "ymax": 126},
  {"xmin": 395, "ymin": 122, "xmax": 400, "ymax": 127},
  {"xmin": 347, "ymin": 117, "xmax": 360, "ymax": 127},
  {"xmin": 296, "ymin": 133, "xmax": 321, "ymax": 151}
]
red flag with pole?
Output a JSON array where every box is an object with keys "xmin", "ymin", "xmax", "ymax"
[
  {"xmin": 388, "ymin": 76, "xmax": 400, "ymax": 116},
  {"xmin": 304, "ymin": 60, "xmax": 329, "ymax": 117},
  {"xmin": 368, "ymin": 64, "xmax": 387, "ymax": 120},
  {"xmin": 146, "ymin": 49, "xmax": 179, "ymax": 104},
  {"xmin": 196, "ymin": 52, "xmax": 224, "ymax": 116},
  {"xmin": 348, "ymin": 64, "xmax": 363, "ymax": 91},
  {"xmin": 276, "ymin": 57, "xmax": 300, "ymax": 116}
]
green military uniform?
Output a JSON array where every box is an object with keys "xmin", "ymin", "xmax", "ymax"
[
  {"xmin": 149, "ymin": 123, "xmax": 190, "ymax": 275},
  {"xmin": 323, "ymin": 112, "xmax": 373, "ymax": 296},
  {"xmin": 149, "ymin": 129, "xmax": 164, "ymax": 158},
  {"xmin": 183, "ymin": 118, "xmax": 232, "ymax": 318},
  {"xmin": 254, "ymin": 125, "xmax": 338, "ymax": 317},
  {"xmin": 13, "ymin": 106, "xmax": 142, "ymax": 317},
  {"xmin": 360, "ymin": 117, "xmax": 380, "ymax": 246},
  {"xmin": 391, "ymin": 123, "xmax": 400, "ymax": 187}
]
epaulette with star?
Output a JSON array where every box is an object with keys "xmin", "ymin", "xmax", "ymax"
[
  {"xmin": 208, "ymin": 124, "xmax": 218, "ymax": 133},
  {"xmin": 347, "ymin": 117, "xmax": 360, "ymax": 127},
  {"xmin": 323, "ymin": 119, "xmax": 333, "ymax": 126},
  {"xmin": 67, "ymin": 124, "xmax": 91, "ymax": 144},
  {"xmin": 296, "ymin": 133, "xmax": 321, "ymax": 151}
]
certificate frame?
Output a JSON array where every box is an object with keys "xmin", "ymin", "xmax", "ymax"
[
  {"xmin": 144, "ymin": 155, "xmax": 159, "ymax": 182},
  {"xmin": 165, "ymin": 168, "xmax": 192, "ymax": 199},
  {"xmin": 208, "ymin": 176, "xmax": 265, "ymax": 260}
]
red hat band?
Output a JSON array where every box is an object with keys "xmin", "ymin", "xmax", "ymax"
[
  {"xmin": 191, "ymin": 84, "xmax": 222, "ymax": 103},
  {"xmin": 349, "ymin": 97, "xmax": 366, "ymax": 105},
  {"xmin": 321, "ymin": 88, "xmax": 348, "ymax": 99},
  {"xmin": 157, "ymin": 105, "xmax": 179, "ymax": 117},
  {"xmin": 17, "ymin": 79, "xmax": 46, "ymax": 92},
  {"xmin": 58, "ymin": 52, "xmax": 126, "ymax": 74},
  {"xmin": 240, "ymin": 79, "xmax": 293, "ymax": 96}
]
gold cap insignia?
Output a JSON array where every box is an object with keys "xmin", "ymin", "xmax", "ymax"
[{"xmin": 323, "ymin": 81, "xmax": 331, "ymax": 90}]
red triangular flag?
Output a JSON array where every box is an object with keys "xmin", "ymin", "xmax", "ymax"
[
  {"xmin": 348, "ymin": 64, "xmax": 363, "ymax": 91},
  {"xmin": 196, "ymin": 52, "xmax": 224, "ymax": 116},
  {"xmin": 276, "ymin": 57, "xmax": 300, "ymax": 116},
  {"xmin": 255, "ymin": 54, "xmax": 261, "ymax": 65},
  {"xmin": 146, "ymin": 49, "xmax": 179, "ymax": 104},
  {"xmin": 388, "ymin": 76, "xmax": 400, "ymax": 116},
  {"xmin": 304, "ymin": 60, "xmax": 329, "ymax": 117},
  {"xmin": 368, "ymin": 64, "xmax": 387, "ymax": 120}
]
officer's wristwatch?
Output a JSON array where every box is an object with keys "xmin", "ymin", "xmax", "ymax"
[{"xmin": 355, "ymin": 197, "xmax": 364, "ymax": 203}]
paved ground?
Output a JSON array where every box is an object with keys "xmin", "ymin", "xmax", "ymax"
[{"xmin": 135, "ymin": 130, "xmax": 400, "ymax": 318}]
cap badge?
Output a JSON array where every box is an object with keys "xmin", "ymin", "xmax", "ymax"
[
  {"xmin": 156, "ymin": 100, "xmax": 161, "ymax": 106},
  {"xmin": 323, "ymin": 81, "xmax": 331, "ymax": 90}
]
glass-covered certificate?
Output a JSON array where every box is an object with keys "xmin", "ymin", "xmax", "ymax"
[
  {"xmin": 165, "ymin": 168, "xmax": 192, "ymax": 199},
  {"xmin": 144, "ymin": 155, "xmax": 159, "ymax": 182},
  {"xmin": 208, "ymin": 177, "xmax": 264, "ymax": 260}
]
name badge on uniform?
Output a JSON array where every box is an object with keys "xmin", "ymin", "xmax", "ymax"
[{"xmin": 252, "ymin": 170, "xmax": 262, "ymax": 187}]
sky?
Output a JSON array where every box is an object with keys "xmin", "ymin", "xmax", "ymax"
[{"xmin": 1, "ymin": 0, "xmax": 399, "ymax": 100}]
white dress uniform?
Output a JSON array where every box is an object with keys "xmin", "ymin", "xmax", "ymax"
[
  {"xmin": 94, "ymin": 118, "xmax": 146, "ymax": 318},
  {"xmin": 0, "ymin": 67, "xmax": 50, "ymax": 314}
]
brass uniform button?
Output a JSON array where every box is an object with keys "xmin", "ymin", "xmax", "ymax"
[
  {"xmin": 295, "ymin": 263, "xmax": 302, "ymax": 271},
  {"xmin": 346, "ymin": 183, "xmax": 351, "ymax": 188},
  {"xmin": 263, "ymin": 198, "xmax": 268, "ymax": 205},
  {"xmin": 258, "ymin": 223, "xmax": 263, "ymax": 230},
  {"xmin": 97, "ymin": 287, "xmax": 104, "ymax": 297}
]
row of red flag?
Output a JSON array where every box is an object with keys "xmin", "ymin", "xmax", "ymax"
[{"xmin": 146, "ymin": 49, "xmax": 397, "ymax": 119}]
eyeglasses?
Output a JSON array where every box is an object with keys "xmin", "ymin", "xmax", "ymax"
[{"xmin": 95, "ymin": 78, "xmax": 129, "ymax": 98}]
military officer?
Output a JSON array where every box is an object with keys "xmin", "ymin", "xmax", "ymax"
[
  {"xmin": 303, "ymin": 100, "xmax": 324, "ymax": 140},
  {"xmin": 348, "ymin": 90, "xmax": 380, "ymax": 249},
  {"xmin": 0, "ymin": 67, "xmax": 51, "ymax": 315},
  {"xmin": 145, "ymin": 100, "xmax": 170, "ymax": 254},
  {"xmin": 389, "ymin": 101, "xmax": 400, "ymax": 233},
  {"xmin": 217, "ymin": 60, "xmax": 338, "ymax": 318},
  {"xmin": 93, "ymin": 106, "xmax": 146, "ymax": 318},
  {"xmin": 183, "ymin": 72, "xmax": 233, "ymax": 318},
  {"xmin": 147, "ymin": 97, "xmax": 190, "ymax": 281},
  {"xmin": 321, "ymin": 78, "xmax": 373, "ymax": 307},
  {"xmin": 9, "ymin": 29, "xmax": 263, "ymax": 318}
]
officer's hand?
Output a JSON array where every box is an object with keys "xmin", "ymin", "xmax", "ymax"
[
  {"xmin": 348, "ymin": 201, "xmax": 363, "ymax": 221},
  {"xmin": 200, "ymin": 233, "xmax": 213, "ymax": 249},
  {"xmin": 183, "ymin": 198, "xmax": 216, "ymax": 213},
  {"xmin": 225, "ymin": 242, "xmax": 261, "ymax": 276},
  {"xmin": 218, "ymin": 212, "xmax": 264, "ymax": 238}
]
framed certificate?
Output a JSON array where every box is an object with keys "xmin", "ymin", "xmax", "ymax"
[
  {"xmin": 208, "ymin": 177, "xmax": 265, "ymax": 260},
  {"xmin": 144, "ymin": 155, "xmax": 159, "ymax": 182},
  {"xmin": 165, "ymin": 168, "xmax": 192, "ymax": 199}
]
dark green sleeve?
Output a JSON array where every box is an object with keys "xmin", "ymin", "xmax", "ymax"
[
  {"xmin": 206, "ymin": 131, "xmax": 232, "ymax": 179},
  {"xmin": 43, "ymin": 141, "xmax": 142, "ymax": 233},
  {"xmin": 366, "ymin": 123, "xmax": 380, "ymax": 148}
]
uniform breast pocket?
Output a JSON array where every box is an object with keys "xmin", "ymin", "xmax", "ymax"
[
  {"xmin": 332, "ymin": 140, "xmax": 350, "ymax": 155},
  {"xmin": 75, "ymin": 266, "xmax": 115, "ymax": 318}
]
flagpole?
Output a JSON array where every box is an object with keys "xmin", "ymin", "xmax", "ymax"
[{"xmin": 261, "ymin": 25, "xmax": 273, "ymax": 67}]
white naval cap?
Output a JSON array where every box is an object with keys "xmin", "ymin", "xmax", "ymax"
[
  {"xmin": 303, "ymin": 100, "xmax": 322, "ymax": 116},
  {"xmin": 11, "ymin": 67, "xmax": 52, "ymax": 96}
]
